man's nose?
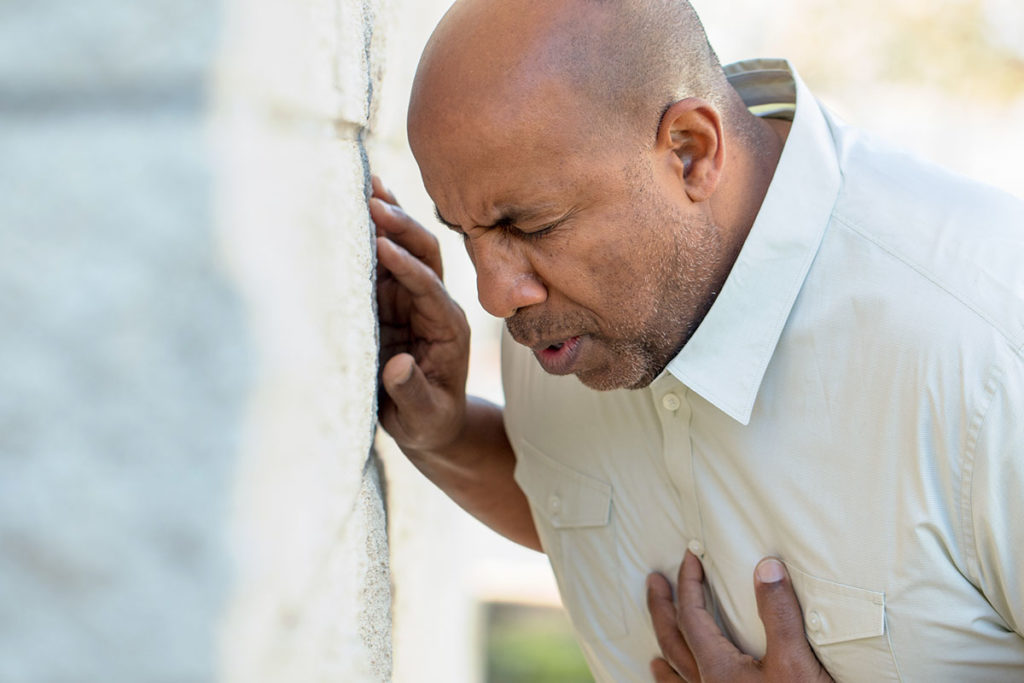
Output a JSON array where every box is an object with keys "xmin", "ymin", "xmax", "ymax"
[{"xmin": 472, "ymin": 238, "xmax": 547, "ymax": 318}]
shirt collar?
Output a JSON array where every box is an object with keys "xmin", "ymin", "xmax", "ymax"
[{"xmin": 662, "ymin": 59, "xmax": 842, "ymax": 425}]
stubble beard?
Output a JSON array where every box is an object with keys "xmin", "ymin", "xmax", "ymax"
[
  {"xmin": 580, "ymin": 225, "xmax": 722, "ymax": 392},
  {"xmin": 508, "ymin": 208, "xmax": 726, "ymax": 392}
]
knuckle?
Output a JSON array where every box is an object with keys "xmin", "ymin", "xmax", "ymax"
[
  {"xmin": 426, "ymin": 230, "xmax": 440, "ymax": 252},
  {"xmin": 677, "ymin": 605, "xmax": 700, "ymax": 633},
  {"xmin": 424, "ymin": 269, "xmax": 447, "ymax": 296},
  {"xmin": 650, "ymin": 621, "xmax": 672, "ymax": 649},
  {"xmin": 766, "ymin": 651, "xmax": 810, "ymax": 681}
]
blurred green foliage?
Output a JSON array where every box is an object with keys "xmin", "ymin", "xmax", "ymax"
[{"xmin": 485, "ymin": 603, "xmax": 594, "ymax": 683}]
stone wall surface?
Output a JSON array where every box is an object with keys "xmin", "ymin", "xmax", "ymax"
[
  {"xmin": 1, "ymin": 0, "xmax": 391, "ymax": 680},
  {"xmin": 214, "ymin": 0, "xmax": 392, "ymax": 680}
]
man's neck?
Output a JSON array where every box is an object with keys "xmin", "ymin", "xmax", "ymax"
[{"xmin": 713, "ymin": 113, "xmax": 792, "ymax": 266}]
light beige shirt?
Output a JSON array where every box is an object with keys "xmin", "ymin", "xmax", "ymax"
[{"xmin": 503, "ymin": 59, "xmax": 1024, "ymax": 682}]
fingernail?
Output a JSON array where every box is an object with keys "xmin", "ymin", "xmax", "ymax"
[
  {"xmin": 756, "ymin": 558, "xmax": 785, "ymax": 584},
  {"xmin": 397, "ymin": 362, "xmax": 414, "ymax": 384}
]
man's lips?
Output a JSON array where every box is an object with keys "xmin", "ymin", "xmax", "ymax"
[{"xmin": 532, "ymin": 335, "xmax": 584, "ymax": 375}]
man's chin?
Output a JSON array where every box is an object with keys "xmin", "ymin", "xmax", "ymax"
[{"xmin": 573, "ymin": 361, "xmax": 659, "ymax": 392}]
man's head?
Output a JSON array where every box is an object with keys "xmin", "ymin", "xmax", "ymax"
[{"xmin": 408, "ymin": 0, "xmax": 767, "ymax": 390}]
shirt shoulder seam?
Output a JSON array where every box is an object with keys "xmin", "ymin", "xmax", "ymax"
[{"xmin": 830, "ymin": 214, "xmax": 1024, "ymax": 354}]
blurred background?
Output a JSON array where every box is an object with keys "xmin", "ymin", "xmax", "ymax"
[
  {"xmin": 1, "ymin": 0, "xmax": 1020, "ymax": 681},
  {"xmin": 372, "ymin": 0, "xmax": 1024, "ymax": 680}
]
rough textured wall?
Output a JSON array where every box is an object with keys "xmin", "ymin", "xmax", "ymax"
[
  {"xmin": 0, "ymin": 1, "xmax": 246, "ymax": 681},
  {"xmin": 1, "ymin": 0, "xmax": 391, "ymax": 680},
  {"xmin": 214, "ymin": 0, "xmax": 391, "ymax": 680}
]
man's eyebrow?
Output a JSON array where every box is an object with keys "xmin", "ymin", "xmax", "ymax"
[
  {"xmin": 433, "ymin": 204, "xmax": 559, "ymax": 231},
  {"xmin": 434, "ymin": 206, "xmax": 458, "ymax": 229}
]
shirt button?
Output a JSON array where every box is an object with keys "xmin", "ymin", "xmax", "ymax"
[
  {"xmin": 661, "ymin": 393, "xmax": 681, "ymax": 411},
  {"xmin": 687, "ymin": 539, "xmax": 704, "ymax": 557},
  {"xmin": 548, "ymin": 495, "xmax": 561, "ymax": 516},
  {"xmin": 806, "ymin": 610, "xmax": 823, "ymax": 633}
]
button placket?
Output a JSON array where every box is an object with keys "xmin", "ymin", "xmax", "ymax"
[
  {"xmin": 652, "ymin": 378, "xmax": 704, "ymax": 563},
  {"xmin": 662, "ymin": 392, "xmax": 682, "ymax": 412}
]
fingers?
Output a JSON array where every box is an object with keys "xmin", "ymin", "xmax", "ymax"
[
  {"xmin": 378, "ymin": 348, "xmax": 467, "ymax": 453},
  {"xmin": 675, "ymin": 552, "xmax": 735, "ymax": 664},
  {"xmin": 647, "ymin": 572, "xmax": 699, "ymax": 680},
  {"xmin": 376, "ymin": 236, "xmax": 452, "ymax": 324},
  {"xmin": 754, "ymin": 558, "xmax": 826, "ymax": 677},
  {"xmin": 650, "ymin": 658, "xmax": 687, "ymax": 682},
  {"xmin": 375, "ymin": 234, "xmax": 470, "ymax": 447},
  {"xmin": 371, "ymin": 174, "xmax": 399, "ymax": 205},
  {"xmin": 380, "ymin": 352, "xmax": 415, "ymax": 392},
  {"xmin": 754, "ymin": 559, "xmax": 804, "ymax": 645},
  {"xmin": 370, "ymin": 196, "xmax": 443, "ymax": 279},
  {"xmin": 647, "ymin": 552, "xmax": 832, "ymax": 683},
  {"xmin": 380, "ymin": 353, "xmax": 434, "ymax": 422},
  {"xmin": 376, "ymin": 234, "xmax": 469, "ymax": 384},
  {"xmin": 377, "ymin": 353, "xmax": 442, "ymax": 450}
]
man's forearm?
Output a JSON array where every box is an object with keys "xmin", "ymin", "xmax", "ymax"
[{"xmin": 399, "ymin": 396, "xmax": 541, "ymax": 552}]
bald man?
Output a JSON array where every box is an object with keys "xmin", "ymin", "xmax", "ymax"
[{"xmin": 373, "ymin": 0, "xmax": 1024, "ymax": 680}]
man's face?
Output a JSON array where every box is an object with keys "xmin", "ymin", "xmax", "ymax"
[{"xmin": 411, "ymin": 90, "xmax": 727, "ymax": 391}]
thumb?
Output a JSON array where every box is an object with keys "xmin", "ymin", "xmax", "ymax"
[
  {"xmin": 754, "ymin": 558, "xmax": 816, "ymax": 661},
  {"xmin": 381, "ymin": 353, "xmax": 432, "ymax": 416},
  {"xmin": 379, "ymin": 352, "xmax": 466, "ymax": 453}
]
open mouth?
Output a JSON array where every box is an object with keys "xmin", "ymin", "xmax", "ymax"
[{"xmin": 534, "ymin": 335, "xmax": 583, "ymax": 375}]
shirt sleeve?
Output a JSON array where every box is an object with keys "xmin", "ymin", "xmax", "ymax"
[{"xmin": 967, "ymin": 356, "xmax": 1024, "ymax": 637}]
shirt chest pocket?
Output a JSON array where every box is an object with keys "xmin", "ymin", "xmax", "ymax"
[
  {"xmin": 513, "ymin": 439, "xmax": 628, "ymax": 642},
  {"xmin": 786, "ymin": 566, "xmax": 901, "ymax": 681}
]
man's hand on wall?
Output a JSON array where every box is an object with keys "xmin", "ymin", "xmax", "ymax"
[
  {"xmin": 646, "ymin": 552, "xmax": 834, "ymax": 683},
  {"xmin": 371, "ymin": 175, "xmax": 471, "ymax": 454}
]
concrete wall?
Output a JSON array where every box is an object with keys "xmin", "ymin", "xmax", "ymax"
[
  {"xmin": 215, "ymin": 0, "xmax": 391, "ymax": 679},
  {"xmin": 0, "ymin": 0, "xmax": 391, "ymax": 680}
]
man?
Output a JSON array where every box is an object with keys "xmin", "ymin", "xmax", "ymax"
[{"xmin": 373, "ymin": 0, "xmax": 1024, "ymax": 680}]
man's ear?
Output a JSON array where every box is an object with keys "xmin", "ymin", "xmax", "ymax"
[{"xmin": 656, "ymin": 98, "xmax": 724, "ymax": 203}]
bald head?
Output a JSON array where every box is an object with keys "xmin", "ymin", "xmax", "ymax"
[
  {"xmin": 404, "ymin": 0, "xmax": 790, "ymax": 390},
  {"xmin": 543, "ymin": 0, "xmax": 733, "ymax": 134},
  {"xmin": 409, "ymin": 0, "xmax": 739, "ymax": 151}
]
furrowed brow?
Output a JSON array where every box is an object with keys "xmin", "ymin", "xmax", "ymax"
[
  {"xmin": 434, "ymin": 206, "xmax": 458, "ymax": 229},
  {"xmin": 434, "ymin": 204, "xmax": 559, "ymax": 231}
]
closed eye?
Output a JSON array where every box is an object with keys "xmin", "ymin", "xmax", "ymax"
[
  {"xmin": 434, "ymin": 207, "xmax": 467, "ymax": 240},
  {"xmin": 505, "ymin": 215, "xmax": 571, "ymax": 242},
  {"xmin": 444, "ymin": 224, "xmax": 469, "ymax": 241},
  {"xmin": 503, "ymin": 223, "xmax": 551, "ymax": 242},
  {"xmin": 434, "ymin": 205, "xmax": 575, "ymax": 243}
]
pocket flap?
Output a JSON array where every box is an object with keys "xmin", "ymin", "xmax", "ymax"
[
  {"xmin": 513, "ymin": 439, "xmax": 612, "ymax": 529},
  {"xmin": 787, "ymin": 566, "xmax": 886, "ymax": 646}
]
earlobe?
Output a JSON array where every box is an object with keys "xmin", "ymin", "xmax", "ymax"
[{"xmin": 657, "ymin": 98, "xmax": 724, "ymax": 203}]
